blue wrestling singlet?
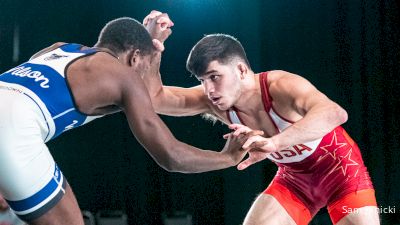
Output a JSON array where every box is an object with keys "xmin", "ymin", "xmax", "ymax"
[
  {"xmin": 0, "ymin": 43, "xmax": 103, "ymax": 221},
  {"xmin": 0, "ymin": 43, "xmax": 101, "ymax": 141}
]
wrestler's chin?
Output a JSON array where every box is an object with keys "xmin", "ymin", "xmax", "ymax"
[{"xmin": 215, "ymin": 103, "xmax": 230, "ymax": 111}]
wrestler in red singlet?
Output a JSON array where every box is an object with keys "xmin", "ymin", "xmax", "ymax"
[{"xmin": 227, "ymin": 72, "xmax": 376, "ymax": 225}]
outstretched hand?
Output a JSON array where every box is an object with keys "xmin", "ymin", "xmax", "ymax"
[
  {"xmin": 221, "ymin": 129, "xmax": 264, "ymax": 167},
  {"xmin": 143, "ymin": 10, "xmax": 174, "ymax": 52},
  {"xmin": 225, "ymin": 124, "xmax": 279, "ymax": 170}
]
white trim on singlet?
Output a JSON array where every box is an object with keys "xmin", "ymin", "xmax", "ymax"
[{"xmin": 0, "ymin": 81, "xmax": 55, "ymax": 142}]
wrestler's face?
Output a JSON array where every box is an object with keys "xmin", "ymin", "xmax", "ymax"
[{"xmin": 197, "ymin": 60, "xmax": 242, "ymax": 110}]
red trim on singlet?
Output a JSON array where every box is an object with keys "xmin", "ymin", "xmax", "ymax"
[
  {"xmin": 226, "ymin": 72, "xmax": 269, "ymax": 126},
  {"xmin": 259, "ymin": 72, "xmax": 272, "ymax": 111},
  {"xmin": 260, "ymin": 72, "xmax": 295, "ymax": 124},
  {"xmin": 264, "ymin": 181, "xmax": 312, "ymax": 225},
  {"xmin": 259, "ymin": 72, "xmax": 280, "ymax": 132},
  {"xmin": 226, "ymin": 72, "xmax": 295, "ymax": 128}
]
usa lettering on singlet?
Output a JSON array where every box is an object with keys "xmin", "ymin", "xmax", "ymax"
[
  {"xmin": 0, "ymin": 43, "xmax": 101, "ymax": 142},
  {"xmin": 227, "ymin": 108, "xmax": 322, "ymax": 163}
]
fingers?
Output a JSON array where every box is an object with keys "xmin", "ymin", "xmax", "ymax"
[
  {"xmin": 228, "ymin": 124, "xmax": 252, "ymax": 137},
  {"xmin": 222, "ymin": 132, "xmax": 246, "ymax": 141},
  {"xmin": 223, "ymin": 133, "xmax": 230, "ymax": 139},
  {"xmin": 228, "ymin": 124, "xmax": 263, "ymax": 136},
  {"xmin": 237, "ymin": 155, "xmax": 264, "ymax": 170},
  {"xmin": 222, "ymin": 130, "xmax": 251, "ymax": 141},
  {"xmin": 157, "ymin": 16, "xmax": 174, "ymax": 28},
  {"xmin": 246, "ymin": 130, "xmax": 264, "ymax": 137},
  {"xmin": 144, "ymin": 10, "xmax": 174, "ymax": 28},
  {"xmin": 158, "ymin": 18, "xmax": 169, "ymax": 30},
  {"xmin": 143, "ymin": 10, "xmax": 162, "ymax": 25},
  {"xmin": 242, "ymin": 136, "xmax": 267, "ymax": 149},
  {"xmin": 232, "ymin": 126, "xmax": 252, "ymax": 136},
  {"xmin": 228, "ymin": 123, "xmax": 248, "ymax": 131},
  {"xmin": 250, "ymin": 140, "xmax": 269, "ymax": 149},
  {"xmin": 230, "ymin": 126, "xmax": 264, "ymax": 139},
  {"xmin": 224, "ymin": 123, "xmax": 265, "ymax": 145}
]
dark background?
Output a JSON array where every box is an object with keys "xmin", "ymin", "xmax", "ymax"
[{"xmin": 1, "ymin": 0, "xmax": 399, "ymax": 224}]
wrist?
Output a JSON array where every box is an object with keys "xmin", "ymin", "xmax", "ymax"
[
  {"xmin": 219, "ymin": 151, "xmax": 237, "ymax": 167},
  {"xmin": 270, "ymin": 135, "xmax": 285, "ymax": 151},
  {"xmin": 152, "ymin": 39, "xmax": 165, "ymax": 52}
]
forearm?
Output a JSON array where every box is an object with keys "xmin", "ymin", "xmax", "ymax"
[
  {"xmin": 143, "ymin": 72, "xmax": 209, "ymax": 116},
  {"xmin": 143, "ymin": 54, "xmax": 181, "ymax": 115},
  {"xmin": 164, "ymin": 143, "xmax": 235, "ymax": 173},
  {"xmin": 272, "ymin": 103, "xmax": 348, "ymax": 150},
  {"xmin": 144, "ymin": 52, "xmax": 164, "ymax": 100},
  {"xmin": 143, "ymin": 56, "xmax": 174, "ymax": 114},
  {"xmin": 132, "ymin": 114, "xmax": 235, "ymax": 173}
]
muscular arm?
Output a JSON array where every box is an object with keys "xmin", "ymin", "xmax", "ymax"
[
  {"xmin": 121, "ymin": 76, "xmax": 240, "ymax": 172},
  {"xmin": 144, "ymin": 58, "xmax": 210, "ymax": 116},
  {"xmin": 143, "ymin": 12, "xmax": 211, "ymax": 117},
  {"xmin": 151, "ymin": 84, "xmax": 210, "ymax": 116},
  {"xmin": 83, "ymin": 53, "xmax": 242, "ymax": 173},
  {"xmin": 269, "ymin": 70, "xmax": 348, "ymax": 150}
]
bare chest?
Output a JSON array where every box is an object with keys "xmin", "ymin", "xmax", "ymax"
[{"xmin": 218, "ymin": 109, "xmax": 279, "ymax": 137}]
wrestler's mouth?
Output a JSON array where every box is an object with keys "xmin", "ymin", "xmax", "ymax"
[{"xmin": 210, "ymin": 96, "xmax": 221, "ymax": 105}]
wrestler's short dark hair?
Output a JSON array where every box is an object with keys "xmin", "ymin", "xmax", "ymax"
[
  {"xmin": 186, "ymin": 34, "xmax": 250, "ymax": 77},
  {"xmin": 96, "ymin": 17, "xmax": 154, "ymax": 55}
]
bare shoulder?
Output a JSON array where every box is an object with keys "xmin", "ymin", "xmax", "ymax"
[
  {"xmin": 79, "ymin": 52, "xmax": 132, "ymax": 93},
  {"xmin": 267, "ymin": 70, "xmax": 321, "ymax": 105},
  {"xmin": 268, "ymin": 70, "xmax": 313, "ymax": 93},
  {"xmin": 88, "ymin": 53, "xmax": 149, "ymax": 105},
  {"xmin": 266, "ymin": 70, "xmax": 325, "ymax": 118},
  {"xmin": 84, "ymin": 51, "xmax": 119, "ymax": 71},
  {"xmin": 67, "ymin": 52, "xmax": 131, "ymax": 114},
  {"xmin": 51, "ymin": 42, "xmax": 67, "ymax": 48},
  {"xmin": 268, "ymin": 70, "xmax": 303, "ymax": 83},
  {"xmin": 268, "ymin": 70, "xmax": 328, "ymax": 105},
  {"xmin": 30, "ymin": 42, "xmax": 67, "ymax": 59}
]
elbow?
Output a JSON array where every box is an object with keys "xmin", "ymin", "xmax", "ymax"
[
  {"xmin": 159, "ymin": 157, "xmax": 179, "ymax": 172},
  {"xmin": 151, "ymin": 88, "xmax": 163, "ymax": 101},
  {"xmin": 160, "ymin": 157, "xmax": 186, "ymax": 173},
  {"xmin": 155, "ymin": 143, "xmax": 183, "ymax": 173},
  {"xmin": 160, "ymin": 144, "xmax": 196, "ymax": 173},
  {"xmin": 341, "ymin": 108, "xmax": 348, "ymax": 124},
  {"xmin": 151, "ymin": 91, "xmax": 165, "ymax": 113},
  {"xmin": 333, "ymin": 104, "xmax": 348, "ymax": 126}
]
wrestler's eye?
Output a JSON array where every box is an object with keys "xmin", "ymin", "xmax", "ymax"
[{"xmin": 210, "ymin": 75, "xmax": 219, "ymax": 81}]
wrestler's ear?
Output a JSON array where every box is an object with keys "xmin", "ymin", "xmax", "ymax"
[
  {"xmin": 237, "ymin": 62, "xmax": 248, "ymax": 79},
  {"xmin": 128, "ymin": 49, "xmax": 141, "ymax": 67}
]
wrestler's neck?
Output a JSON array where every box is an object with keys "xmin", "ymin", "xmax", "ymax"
[{"xmin": 232, "ymin": 72, "xmax": 263, "ymax": 114}]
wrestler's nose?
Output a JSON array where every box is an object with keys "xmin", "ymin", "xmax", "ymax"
[{"xmin": 203, "ymin": 80, "xmax": 215, "ymax": 95}]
